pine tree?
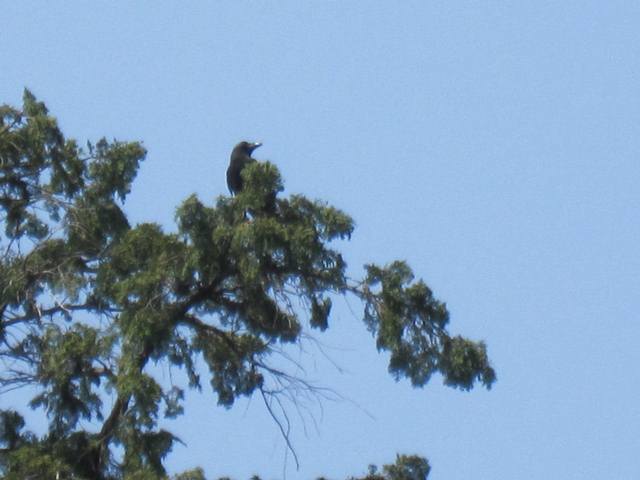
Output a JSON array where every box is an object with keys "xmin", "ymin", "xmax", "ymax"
[{"xmin": 0, "ymin": 91, "xmax": 495, "ymax": 479}]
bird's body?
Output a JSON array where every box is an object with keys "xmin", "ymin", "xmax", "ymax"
[{"xmin": 226, "ymin": 141, "xmax": 262, "ymax": 195}]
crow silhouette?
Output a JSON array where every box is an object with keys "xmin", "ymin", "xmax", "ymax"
[{"xmin": 226, "ymin": 141, "xmax": 262, "ymax": 195}]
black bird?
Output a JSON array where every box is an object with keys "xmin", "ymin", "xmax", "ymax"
[{"xmin": 226, "ymin": 141, "xmax": 262, "ymax": 195}]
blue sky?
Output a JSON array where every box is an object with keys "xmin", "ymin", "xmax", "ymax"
[{"xmin": 2, "ymin": 2, "xmax": 640, "ymax": 479}]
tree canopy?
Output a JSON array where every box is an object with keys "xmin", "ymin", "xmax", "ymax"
[{"xmin": 0, "ymin": 90, "xmax": 495, "ymax": 479}]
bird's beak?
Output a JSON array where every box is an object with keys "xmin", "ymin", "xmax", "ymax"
[{"xmin": 249, "ymin": 142, "xmax": 262, "ymax": 152}]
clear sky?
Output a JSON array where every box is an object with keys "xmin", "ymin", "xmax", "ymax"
[{"xmin": 2, "ymin": 2, "xmax": 640, "ymax": 479}]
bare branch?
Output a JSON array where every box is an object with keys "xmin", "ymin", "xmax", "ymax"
[{"xmin": 260, "ymin": 386, "xmax": 300, "ymax": 471}]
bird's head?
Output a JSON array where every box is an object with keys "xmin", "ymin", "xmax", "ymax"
[{"xmin": 234, "ymin": 141, "xmax": 262, "ymax": 156}]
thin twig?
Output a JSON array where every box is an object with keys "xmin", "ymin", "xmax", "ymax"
[{"xmin": 260, "ymin": 386, "xmax": 300, "ymax": 471}]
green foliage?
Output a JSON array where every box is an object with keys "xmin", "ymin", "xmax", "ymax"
[
  {"xmin": 360, "ymin": 261, "xmax": 494, "ymax": 389},
  {"xmin": 349, "ymin": 455, "xmax": 430, "ymax": 480},
  {"xmin": 0, "ymin": 91, "xmax": 495, "ymax": 479},
  {"xmin": 29, "ymin": 324, "xmax": 106, "ymax": 434},
  {"xmin": 172, "ymin": 468, "xmax": 207, "ymax": 480},
  {"xmin": 382, "ymin": 454, "xmax": 431, "ymax": 480}
]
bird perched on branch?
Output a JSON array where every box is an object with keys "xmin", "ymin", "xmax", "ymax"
[{"xmin": 226, "ymin": 141, "xmax": 262, "ymax": 195}]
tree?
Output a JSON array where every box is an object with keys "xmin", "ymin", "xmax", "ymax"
[
  {"xmin": 349, "ymin": 455, "xmax": 431, "ymax": 480},
  {"xmin": 0, "ymin": 90, "xmax": 495, "ymax": 479}
]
